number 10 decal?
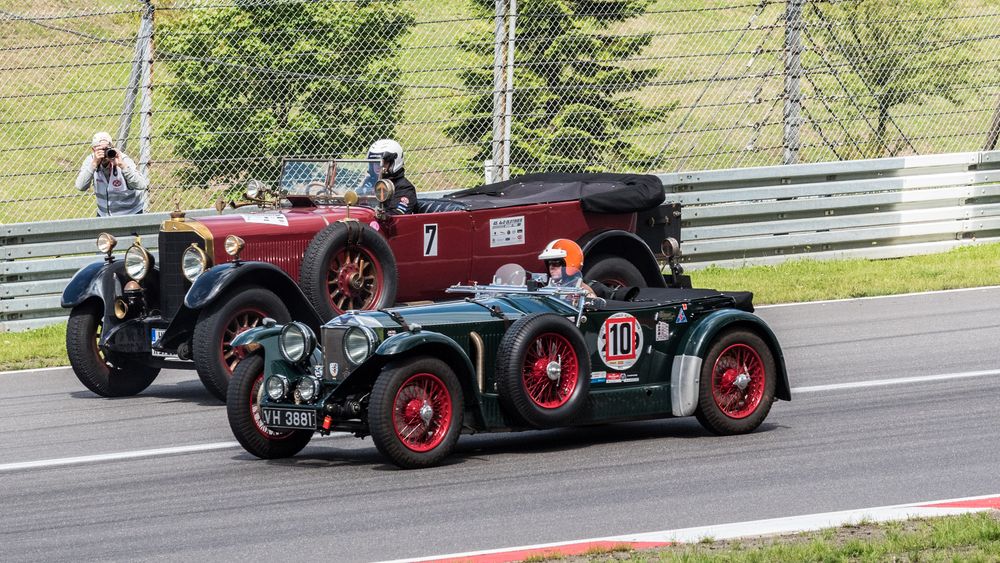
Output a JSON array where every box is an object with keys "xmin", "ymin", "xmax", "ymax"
[
  {"xmin": 423, "ymin": 223, "xmax": 438, "ymax": 256},
  {"xmin": 597, "ymin": 312, "xmax": 644, "ymax": 370}
]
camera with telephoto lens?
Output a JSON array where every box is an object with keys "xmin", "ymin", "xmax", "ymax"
[{"xmin": 104, "ymin": 147, "xmax": 118, "ymax": 160}]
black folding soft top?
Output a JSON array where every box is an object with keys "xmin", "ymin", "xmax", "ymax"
[{"xmin": 445, "ymin": 172, "xmax": 665, "ymax": 213}]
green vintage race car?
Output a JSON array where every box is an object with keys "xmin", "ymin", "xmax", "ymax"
[{"xmin": 226, "ymin": 261, "xmax": 790, "ymax": 469}]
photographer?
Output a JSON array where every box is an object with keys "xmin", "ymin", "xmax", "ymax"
[{"xmin": 74, "ymin": 131, "xmax": 148, "ymax": 216}]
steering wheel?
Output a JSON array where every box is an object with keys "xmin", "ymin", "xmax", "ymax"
[{"xmin": 305, "ymin": 181, "xmax": 330, "ymax": 197}]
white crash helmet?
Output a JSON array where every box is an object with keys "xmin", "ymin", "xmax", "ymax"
[{"xmin": 367, "ymin": 138, "xmax": 404, "ymax": 175}]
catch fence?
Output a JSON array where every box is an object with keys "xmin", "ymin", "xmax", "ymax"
[{"xmin": 1, "ymin": 0, "xmax": 999, "ymax": 224}]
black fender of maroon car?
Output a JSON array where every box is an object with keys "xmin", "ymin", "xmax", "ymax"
[
  {"xmin": 154, "ymin": 261, "xmax": 323, "ymax": 350},
  {"xmin": 578, "ymin": 230, "xmax": 667, "ymax": 288}
]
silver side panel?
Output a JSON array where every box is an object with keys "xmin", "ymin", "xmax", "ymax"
[{"xmin": 671, "ymin": 354, "xmax": 702, "ymax": 417}]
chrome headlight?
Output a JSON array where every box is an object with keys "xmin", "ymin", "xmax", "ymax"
[
  {"xmin": 124, "ymin": 244, "xmax": 151, "ymax": 281},
  {"xmin": 280, "ymin": 322, "xmax": 316, "ymax": 364},
  {"xmin": 182, "ymin": 244, "xmax": 207, "ymax": 281},
  {"xmin": 96, "ymin": 232, "xmax": 117, "ymax": 254},
  {"xmin": 265, "ymin": 375, "xmax": 289, "ymax": 401},
  {"xmin": 295, "ymin": 376, "xmax": 319, "ymax": 402},
  {"xmin": 343, "ymin": 326, "xmax": 376, "ymax": 366}
]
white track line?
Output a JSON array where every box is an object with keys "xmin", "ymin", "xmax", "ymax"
[
  {"xmin": 0, "ymin": 442, "xmax": 239, "ymax": 473},
  {"xmin": 756, "ymin": 284, "xmax": 1000, "ymax": 309},
  {"xmin": 792, "ymin": 368, "xmax": 1000, "ymax": 394},
  {"xmin": 389, "ymin": 494, "xmax": 1000, "ymax": 562}
]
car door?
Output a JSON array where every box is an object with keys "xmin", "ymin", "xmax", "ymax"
[{"xmin": 388, "ymin": 210, "xmax": 473, "ymax": 302}]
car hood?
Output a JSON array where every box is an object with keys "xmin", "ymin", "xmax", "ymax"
[{"xmin": 327, "ymin": 294, "xmax": 577, "ymax": 330}]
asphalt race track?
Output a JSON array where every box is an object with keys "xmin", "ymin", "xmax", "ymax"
[{"xmin": 2, "ymin": 287, "xmax": 999, "ymax": 562}]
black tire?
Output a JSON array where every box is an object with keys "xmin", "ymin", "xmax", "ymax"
[
  {"xmin": 192, "ymin": 286, "xmax": 291, "ymax": 402},
  {"xmin": 300, "ymin": 222, "xmax": 397, "ymax": 320},
  {"xmin": 227, "ymin": 353, "xmax": 312, "ymax": 459},
  {"xmin": 694, "ymin": 329, "xmax": 777, "ymax": 435},
  {"xmin": 583, "ymin": 255, "xmax": 647, "ymax": 289},
  {"xmin": 496, "ymin": 313, "xmax": 590, "ymax": 428},
  {"xmin": 66, "ymin": 301, "xmax": 160, "ymax": 397},
  {"xmin": 369, "ymin": 356, "xmax": 464, "ymax": 469}
]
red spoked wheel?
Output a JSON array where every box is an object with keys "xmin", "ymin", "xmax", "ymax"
[
  {"xmin": 227, "ymin": 353, "xmax": 312, "ymax": 459},
  {"xmin": 710, "ymin": 343, "xmax": 766, "ymax": 419},
  {"xmin": 193, "ymin": 286, "xmax": 291, "ymax": 402},
  {"xmin": 370, "ymin": 356, "xmax": 464, "ymax": 469},
  {"xmin": 497, "ymin": 313, "xmax": 590, "ymax": 428},
  {"xmin": 695, "ymin": 329, "xmax": 777, "ymax": 435},
  {"xmin": 522, "ymin": 333, "xmax": 580, "ymax": 409},
  {"xmin": 300, "ymin": 222, "xmax": 398, "ymax": 320},
  {"xmin": 222, "ymin": 308, "xmax": 267, "ymax": 373},
  {"xmin": 327, "ymin": 246, "xmax": 385, "ymax": 313},
  {"xmin": 392, "ymin": 373, "xmax": 453, "ymax": 453}
]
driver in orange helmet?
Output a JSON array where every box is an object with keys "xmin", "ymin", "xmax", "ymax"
[{"xmin": 538, "ymin": 239, "xmax": 596, "ymax": 298}]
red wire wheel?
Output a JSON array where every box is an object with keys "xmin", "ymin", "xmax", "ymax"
[
  {"xmin": 327, "ymin": 246, "xmax": 384, "ymax": 313},
  {"xmin": 369, "ymin": 356, "xmax": 464, "ymax": 469},
  {"xmin": 522, "ymin": 332, "xmax": 579, "ymax": 409},
  {"xmin": 391, "ymin": 373, "xmax": 453, "ymax": 452},
  {"xmin": 695, "ymin": 329, "xmax": 777, "ymax": 435},
  {"xmin": 710, "ymin": 343, "xmax": 766, "ymax": 419},
  {"xmin": 497, "ymin": 313, "xmax": 591, "ymax": 428},
  {"xmin": 226, "ymin": 353, "xmax": 312, "ymax": 459},
  {"xmin": 300, "ymin": 222, "xmax": 398, "ymax": 320}
]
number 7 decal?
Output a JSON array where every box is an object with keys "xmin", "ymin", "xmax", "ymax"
[{"xmin": 423, "ymin": 223, "xmax": 438, "ymax": 256}]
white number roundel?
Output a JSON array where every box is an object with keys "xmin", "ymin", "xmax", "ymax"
[{"xmin": 597, "ymin": 312, "xmax": 643, "ymax": 370}]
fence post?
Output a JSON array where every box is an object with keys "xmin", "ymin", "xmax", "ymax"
[
  {"xmin": 117, "ymin": 1, "xmax": 154, "ymax": 151},
  {"xmin": 491, "ymin": 0, "xmax": 514, "ymax": 183},
  {"xmin": 137, "ymin": 0, "xmax": 154, "ymax": 180},
  {"xmin": 783, "ymin": 0, "xmax": 803, "ymax": 165}
]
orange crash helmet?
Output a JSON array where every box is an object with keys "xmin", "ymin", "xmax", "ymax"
[{"xmin": 538, "ymin": 239, "xmax": 584, "ymax": 276}]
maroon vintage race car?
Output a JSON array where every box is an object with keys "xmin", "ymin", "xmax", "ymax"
[{"xmin": 62, "ymin": 159, "xmax": 682, "ymax": 401}]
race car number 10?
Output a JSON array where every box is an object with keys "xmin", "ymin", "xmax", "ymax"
[{"xmin": 598, "ymin": 312, "xmax": 643, "ymax": 370}]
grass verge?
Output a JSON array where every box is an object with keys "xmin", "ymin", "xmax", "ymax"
[
  {"xmin": 538, "ymin": 512, "xmax": 1000, "ymax": 562},
  {"xmin": 3, "ymin": 241, "xmax": 999, "ymax": 371}
]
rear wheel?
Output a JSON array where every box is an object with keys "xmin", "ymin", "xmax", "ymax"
[
  {"xmin": 227, "ymin": 353, "xmax": 312, "ymax": 459},
  {"xmin": 369, "ymin": 356, "xmax": 464, "ymax": 469},
  {"xmin": 584, "ymin": 255, "xmax": 646, "ymax": 289},
  {"xmin": 66, "ymin": 301, "xmax": 159, "ymax": 397},
  {"xmin": 192, "ymin": 287, "xmax": 290, "ymax": 402},
  {"xmin": 695, "ymin": 329, "xmax": 777, "ymax": 435}
]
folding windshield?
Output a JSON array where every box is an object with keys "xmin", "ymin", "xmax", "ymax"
[{"xmin": 278, "ymin": 159, "xmax": 381, "ymax": 197}]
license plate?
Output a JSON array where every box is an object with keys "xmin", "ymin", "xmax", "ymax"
[
  {"xmin": 261, "ymin": 407, "xmax": 317, "ymax": 430},
  {"xmin": 150, "ymin": 328, "xmax": 169, "ymax": 357}
]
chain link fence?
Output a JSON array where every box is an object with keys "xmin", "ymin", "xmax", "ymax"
[{"xmin": 1, "ymin": 0, "xmax": 998, "ymax": 224}]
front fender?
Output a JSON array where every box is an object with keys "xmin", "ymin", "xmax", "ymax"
[
  {"xmin": 61, "ymin": 260, "xmax": 124, "ymax": 309},
  {"xmin": 670, "ymin": 309, "xmax": 790, "ymax": 417},
  {"xmin": 184, "ymin": 261, "xmax": 322, "ymax": 331}
]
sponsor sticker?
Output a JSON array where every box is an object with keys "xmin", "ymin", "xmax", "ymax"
[
  {"xmin": 489, "ymin": 216, "xmax": 525, "ymax": 248},
  {"xmin": 243, "ymin": 213, "xmax": 289, "ymax": 227},
  {"xmin": 590, "ymin": 371, "xmax": 607, "ymax": 384},
  {"xmin": 655, "ymin": 321, "xmax": 670, "ymax": 341},
  {"xmin": 623, "ymin": 373, "xmax": 639, "ymax": 383},
  {"xmin": 676, "ymin": 308, "xmax": 687, "ymax": 324},
  {"xmin": 606, "ymin": 372, "xmax": 623, "ymax": 384},
  {"xmin": 597, "ymin": 312, "xmax": 643, "ymax": 370}
]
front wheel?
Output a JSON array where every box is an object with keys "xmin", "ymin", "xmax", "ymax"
[
  {"xmin": 227, "ymin": 353, "xmax": 313, "ymax": 459},
  {"xmin": 369, "ymin": 356, "xmax": 464, "ymax": 469},
  {"xmin": 694, "ymin": 329, "xmax": 777, "ymax": 435},
  {"xmin": 66, "ymin": 301, "xmax": 160, "ymax": 397},
  {"xmin": 192, "ymin": 286, "xmax": 291, "ymax": 402}
]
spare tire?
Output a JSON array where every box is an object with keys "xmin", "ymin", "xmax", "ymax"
[
  {"xmin": 496, "ymin": 313, "xmax": 590, "ymax": 428},
  {"xmin": 300, "ymin": 221, "xmax": 398, "ymax": 320},
  {"xmin": 583, "ymin": 255, "xmax": 646, "ymax": 289}
]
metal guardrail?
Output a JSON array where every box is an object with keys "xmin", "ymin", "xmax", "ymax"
[
  {"xmin": 658, "ymin": 151, "xmax": 1000, "ymax": 269},
  {"xmin": 4, "ymin": 153, "xmax": 999, "ymax": 331}
]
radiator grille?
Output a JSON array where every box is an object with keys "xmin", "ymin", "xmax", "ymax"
[
  {"xmin": 321, "ymin": 327, "xmax": 349, "ymax": 381},
  {"xmin": 158, "ymin": 230, "xmax": 204, "ymax": 320}
]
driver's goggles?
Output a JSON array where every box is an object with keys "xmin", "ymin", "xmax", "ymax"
[{"xmin": 546, "ymin": 259, "xmax": 566, "ymax": 268}]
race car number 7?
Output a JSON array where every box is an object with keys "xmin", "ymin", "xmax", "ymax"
[{"xmin": 423, "ymin": 223, "xmax": 438, "ymax": 256}]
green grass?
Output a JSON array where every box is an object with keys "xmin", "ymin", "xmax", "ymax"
[
  {"xmin": 568, "ymin": 512, "xmax": 1000, "ymax": 562},
  {"xmin": 4, "ymin": 241, "xmax": 1000, "ymax": 371}
]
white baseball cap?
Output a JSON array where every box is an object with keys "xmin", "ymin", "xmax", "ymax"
[{"xmin": 92, "ymin": 131, "xmax": 113, "ymax": 146}]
